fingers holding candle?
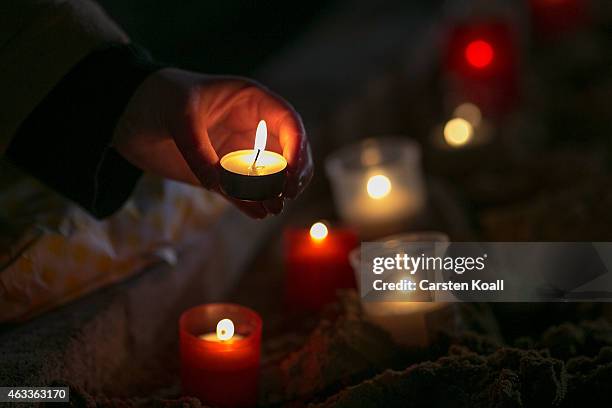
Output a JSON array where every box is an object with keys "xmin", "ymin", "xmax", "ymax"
[
  {"xmin": 216, "ymin": 87, "xmax": 310, "ymax": 207},
  {"xmin": 218, "ymin": 126, "xmax": 287, "ymax": 202},
  {"xmin": 281, "ymin": 118, "xmax": 313, "ymax": 198},
  {"xmin": 276, "ymin": 109, "xmax": 313, "ymax": 199},
  {"xmin": 250, "ymin": 86, "xmax": 313, "ymax": 199},
  {"xmin": 223, "ymin": 194, "xmax": 268, "ymax": 219},
  {"xmin": 263, "ymin": 197, "xmax": 284, "ymax": 215},
  {"xmin": 182, "ymin": 75, "xmax": 312, "ymax": 206},
  {"xmin": 114, "ymin": 69, "xmax": 310, "ymax": 218}
]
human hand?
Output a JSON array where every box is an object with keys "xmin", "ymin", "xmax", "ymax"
[{"xmin": 113, "ymin": 68, "xmax": 313, "ymax": 218}]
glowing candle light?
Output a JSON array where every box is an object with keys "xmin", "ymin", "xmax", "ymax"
[
  {"xmin": 432, "ymin": 103, "xmax": 491, "ymax": 151},
  {"xmin": 443, "ymin": 118, "xmax": 474, "ymax": 147},
  {"xmin": 326, "ymin": 137, "xmax": 426, "ymax": 238},
  {"xmin": 309, "ymin": 222, "xmax": 329, "ymax": 241},
  {"xmin": 198, "ymin": 318, "xmax": 242, "ymax": 342},
  {"xmin": 366, "ymin": 174, "xmax": 392, "ymax": 199},
  {"xmin": 216, "ymin": 318, "xmax": 234, "ymax": 340},
  {"xmin": 219, "ymin": 120, "xmax": 287, "ymax": 201},
  {"xmin": 465, "ymin": 39, "xmax": 494, "ymax": 69},
  {"xmin": 180, "ymin": 304, "xmax": 262, "ymax": 408},
  {"xmin": 285, "ymin": 222, "xmax": 358, "ymax": 311},
  {"xmin": 250, "ymin": 120, "xmax": 267, "ymax": 169},
  {"xmin": 443, "ymin": 22, "xmax": 520, "ymax": 116}
]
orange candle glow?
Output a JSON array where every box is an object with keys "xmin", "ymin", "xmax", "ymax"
[
  {"xmin": 179, "ymin": 304, "xmax": 262, "ymax": 408},
  {"xmin": 219, "ymin": 120, "xmax": 287, "ymax": 201},
  {"xmin": 284, "ymin": 222, "xmax": 358, "ymax": 311}
]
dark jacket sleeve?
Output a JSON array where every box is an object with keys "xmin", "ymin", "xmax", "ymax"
[{"xmin": 6, "ymin": 44, "xmax": 163, "ymax": 218}]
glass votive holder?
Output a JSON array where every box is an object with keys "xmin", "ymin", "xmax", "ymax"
[
  {"xmin": 349, "ymin": 232, "xmax": 454, "ymax": 347},
  {"xmin": 325, "ymin": 137, "xmax": 426, "ymax": 239},
  {"xmin": 179, "ymin": 303, "xmax": 262, "ymax": 408}
]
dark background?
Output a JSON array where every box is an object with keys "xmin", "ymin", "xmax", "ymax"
[{"xmin": 99, "ymin": 0, "xmax": 337, "ymax": 73}]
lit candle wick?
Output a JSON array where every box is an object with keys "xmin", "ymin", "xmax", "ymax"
[
  {"xmin": 251, "ymin": 119, "xmax": 267, "ymax": 169},
  {"xmin": 251, "ymin": 149, "xmax": 261, "ymax": 169}
]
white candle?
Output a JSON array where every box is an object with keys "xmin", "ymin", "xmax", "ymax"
[
  {"xmin": 326, "ymin": 137, "xmax": 426, "ymax": 238},
  {"xmin": 361, "ymin": 301, "xmax": 448, "ymax": 347},
  {"xmin": 349, "ymin": 232, "xmax": 455, "ymax": 347}
]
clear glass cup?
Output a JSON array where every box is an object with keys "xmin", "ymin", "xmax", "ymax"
[
  {"xmin": 325, "ymin": 137, "xmax": 426, "ymax": 238},
  {"xmin": 348, "ymin": 231, "xmax": 453, "ymax": 347}
]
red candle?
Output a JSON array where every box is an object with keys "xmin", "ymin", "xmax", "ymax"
[
  {"xmin": 179, "ymin": 303, "xmax": 262, "ymax": 408},
  {"xmin": 284, "ymin": 222, "xmax": 358, "ymax": 311},
  {"xmin": 442, "ymin": 21, "xmax": 520, "ymax": 117}
]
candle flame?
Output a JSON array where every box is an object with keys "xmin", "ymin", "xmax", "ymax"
[
  {"xmin": 216, "ymin": 318, "xmax": 235, "ymax": 341},
  {"xmin": 254, "ymin": 120, "xmax": 267, "ymax": 151},
  {"xmin": 465, "ymin": 39, "xmax": 494, "ymax": 69},
  {"xmin": 310, "ymin": 222, "xmax": 328, "ymax": 241},
  {"xmin": 367, "ymin": 174, "xmax": 392, "ymax": 199},
  {"xmin": 444, "ymin": 118, "xmax": 473, "ymax": 147}
]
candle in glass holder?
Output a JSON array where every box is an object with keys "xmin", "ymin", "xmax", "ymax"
[
  {"xmin": 219, "ymin": 120, "xmax": 288, "ymax": 201},
  {"xmin": 179, "ymin": 303, "xmax": 262, "ymax": 408},
  {"xmin": 350, "ymin": 232, "xmax": 455, "ymax": 347},
  {"xmin": 284, "ymin": 222, "xmax": 358, "ymax": 311},
  {"xmin": 325, "ymin": 137, "xmax": 426, "ymax": 239},
  {"xmin": 430, "ymin": 102, "xmax": 493, "ymax": 151},
  {"xmin": 442, "ymin": 21, "xmax": 519, "ymax": 117}
]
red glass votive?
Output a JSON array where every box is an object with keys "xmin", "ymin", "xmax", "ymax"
[
  {"xmin": 284, "ymin": 224, "xmax": 358, "ymax": 311},
  {"xmin": 179, "ymin": 303, "xmax": 262, "ymax": 408},
  {"xmin": 442, "ymin": 21, "xmax": 520, "ymax": 117}
]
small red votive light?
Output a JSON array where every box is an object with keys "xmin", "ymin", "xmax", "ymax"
[
  {"xmin": 443, "ymin": 21, "xmax": 520, "ymax": 116},
  {"xmin": 284, "ymin": 222, "xmax": 358, "ymax": 311},
  {"xmin": 179, "ymin": 303, "xmax": 262, "ymax": 408},
  {"xmin": 465, "ymin": 39, "xmax": 494, "ymax": 69}
]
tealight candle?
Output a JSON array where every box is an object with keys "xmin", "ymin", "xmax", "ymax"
[
  {"xmin": 284, "ymin": 221, "xmax": 358, "ymax": 311},
  {"xmin": 325, "ymin": 137, "xmax": 426, "ymax": 239},
  {"xmin": 430, "ymin": 102, "xmax": 492, "ymax": 151},
  {"xmin": 180, "ymin": 303, "xmax": 262, "ymax": 408},
  {"xmin": 349, "ymin": 232, "xmax": 455, "ymax": 347},
  {"xmin": 219, "ymin": 120, "xmax": 288, "ymax": 201}
]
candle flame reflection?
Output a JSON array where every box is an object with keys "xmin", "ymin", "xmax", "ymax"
[
  {"xmin": 216, "ymin": 318, "xmax": 235, "ymax": 341},
  {"xmin": 310, "ymin": 222, "xmax": 329, "ymax": 241}
]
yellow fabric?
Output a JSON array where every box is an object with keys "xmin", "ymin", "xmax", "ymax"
[
  {"xmin": 0, "ymin": 0, "xmax": 127, "ymax": 152},
  {"xmin": 0, "ymin": 176, "xmax": 228, "ymax": 322}
]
